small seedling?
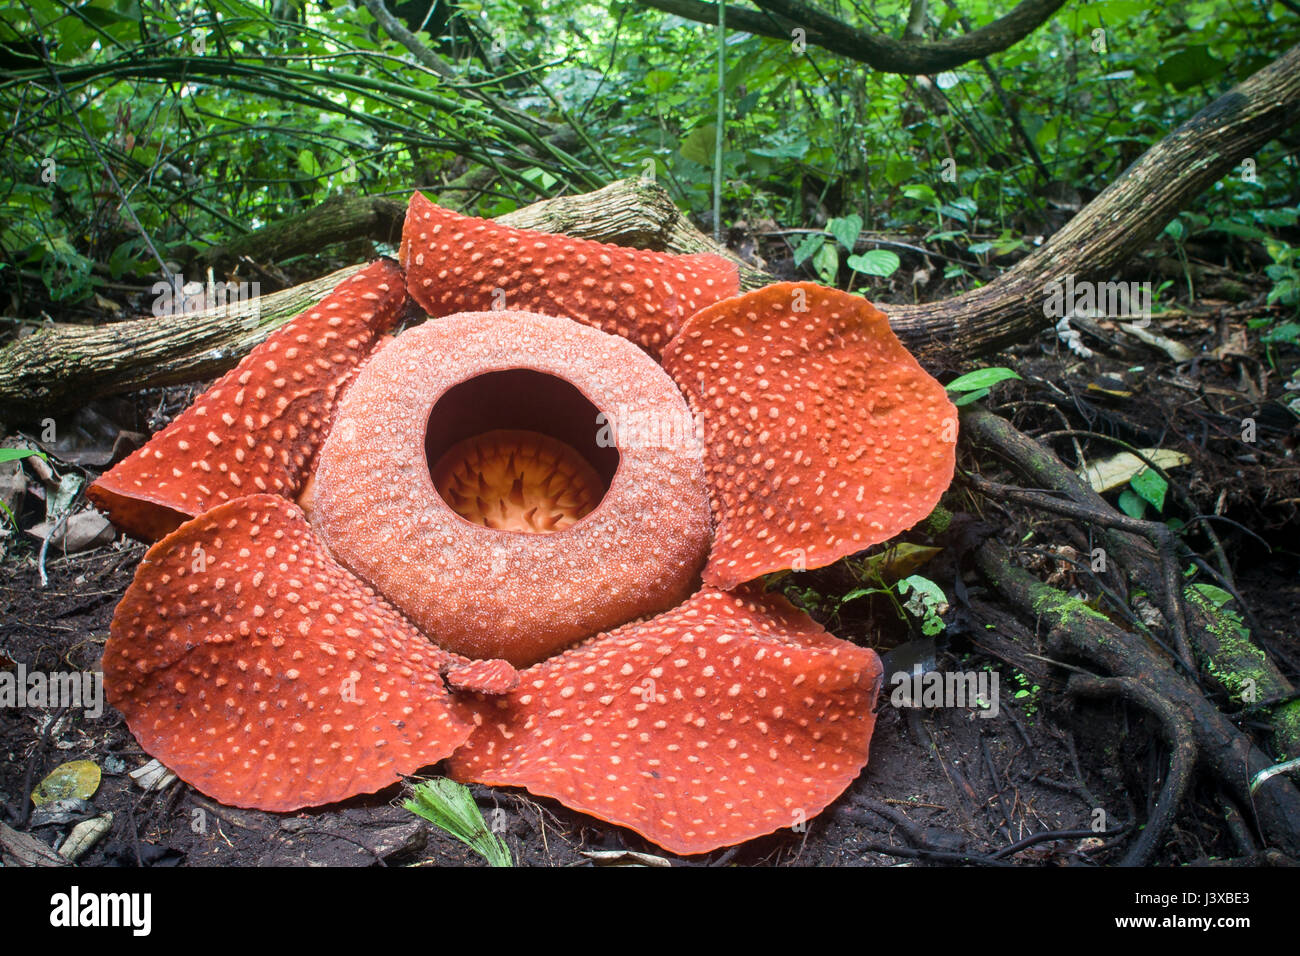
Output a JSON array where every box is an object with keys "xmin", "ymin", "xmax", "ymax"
[{"xmin": 404, "ymin": 778, "xmax": 512, "ymax": 867}]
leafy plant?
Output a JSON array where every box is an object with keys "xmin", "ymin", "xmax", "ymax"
[
  {"xmin": 404, "ymin": 778, "xmax": 512, "ymax": 867},
  {"xmin": 945, "ymin": 367, "xmax": 1022, "ymax": 406}
]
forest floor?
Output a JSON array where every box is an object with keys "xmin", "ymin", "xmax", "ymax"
[{"xmin": 3, "ymin": 234, "xmax": 1299, "ymax": 867}]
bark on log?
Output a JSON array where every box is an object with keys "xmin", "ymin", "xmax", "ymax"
[
  {"xmin": 1, "ymin": 42, "xmax": 1297, "ymax": 420},
  {"xmin": 637, "ymin": 0, "xmax": 1068, "ymax": 74}
]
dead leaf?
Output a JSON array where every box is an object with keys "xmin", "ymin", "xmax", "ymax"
[{"xmin": 1079, "ymin": 449, "xmax": 1191, "ymax": 494}]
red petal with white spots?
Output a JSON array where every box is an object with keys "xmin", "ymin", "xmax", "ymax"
[
  {"xmin": 662, "ymin": 282, "xmax": 957, "ymax": 590},
  {"xmin": 88, "ymin": 260, "xmax": 409, "ymax": 542},
  {"xmin": 446, "ymin": 587, "xmax": 883, "ymax": 856},
  {"xmin": 399, "ymin": 192, "xmax": 739, "ymax": 356},
  {"xmin": 104, "ymin": 494, "xmax": 475, "ymax": 812}
]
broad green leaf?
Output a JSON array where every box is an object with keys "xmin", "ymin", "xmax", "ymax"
[
  {"xmin": 1117, "ymin": 487, "xmax": 1147, "ymax": 519},
  {"xmin": 645, "ymin": 69, "xmax": 674, "ymax": 94},
  {"xmin": 827, "ymin": 214, "xmax": 862, "ymax": 252},
  {"xmin": 792, "ymin": 232, "xmax": 824, "ymax": 267},
  {"xmin": 946, "ymin": 367, "xmax": 1022, "ymax": 393},
  {"xmin": 1155, "ymin": 46, "xmax": 1225, "ymax": 90},
  {"xmin": 1190, "ymin": 583, "xmax": 1235, "ymax": 609},
  {"xmin": 679, "ymin": 124, "xmax": 716, "ymax": 166},
  {"xmin": 297, "ymin": 149, "xmax": 321, "ymax": 178},
  {"xmin": 1129, "ymin": 467, "xmax": 1168, "ymax": 512},
  {"xmin": 812, "ymin": 241, "xmax": 839, "ymax": 284},
  {"xmin": 846, "ymin": 249, "xmax": 899, "ymax": 277},
  {"xmin": 903, "ymin": 183, "xmax": 937, "ymax": 205}
]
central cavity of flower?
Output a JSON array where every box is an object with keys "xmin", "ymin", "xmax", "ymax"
[
  {"xmin": 431, "ymin": 430, "xmax": 602, "ymax": 532},
  {"xmin": 423, "ymin": 368, "xmax": 620, "ymax": 535}
]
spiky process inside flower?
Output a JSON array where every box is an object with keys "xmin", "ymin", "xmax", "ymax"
[{"xmin": 431, "ymin": 429, "xmax": 604, "ymax": 533}]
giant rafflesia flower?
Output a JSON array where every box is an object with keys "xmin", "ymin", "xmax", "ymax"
[{"xmin": 88, "ymin": 192, "xmax": 956, "ymax": 855}]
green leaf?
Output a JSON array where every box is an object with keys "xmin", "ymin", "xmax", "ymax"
[
  {"xmin": 792, "ymin": 232, "xmax": 824, "ymax": 267},
  {"xmin": 0, "ymin": 448, "xmax": 47, "ymax": 464},
  {"xmin": 1261, "ymin": 322, "xmax": 1300, "ymax": 344},
  {"xmin": 1129, "ymin": 467, "xmax": 1167, "ymax": 512},
  {"xmin": 903, "ymin": 183, "xmax": 937, "ymax": 205},
  {"xmin": 297, "ymin": 149, "xmax": 321, "ymax": 179},
  {"xmin": 750, "ymin": 135, "xmax": 809, "ymax": 160},
  {"xmin": 645, "ymin": 69, "xmax": 674, "ymax": 94},
  {"xmin": 885, "ymin": 157, "xmax": 917, "ymax": 187},
  {"xmin": 951, "ymin": 387, "xmax": 990, "ymax": 406},
  {"xmin": 827, "ymin": 214, "xmax": 862, "ymax": 252},
  {"xmin": 946, "ymin": 367, "xmax": 1022, "ymax": 392},
  {"xmin": 846, "ymin": 249, "xmax": 899, "ymax": 278},
  {"xmin": 1117, "ymin": 487, "xmax": 1148, "ymax": 519},
  {"xmin": 811, "ymin": 241, "xmax": 839, "ymax": 284},
  {"xmin": 404, "ymin": 778, "xmax": 512, "ymax": 867},
  {"xmin": 1155, "ymin": 46, "xmax": 1225, "ymax": 90},
  {"xmin": 679, "ymin": 124, "xmax": 716, "ymax": 166},
  {"xmin": 1190, "ymin": 583, "xmax": 1235, "ymax": 609},
  {"xmin": 938, "ymin": 203, "xmax": 969, "ymax": 224}
]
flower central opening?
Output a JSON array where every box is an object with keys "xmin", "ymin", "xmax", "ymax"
[
  {"xmin": 424, "ymin": 369, "xmax": 618, "ymax": 533},
  {"xmin": 431, "ymin": 429, "xmax": 603, "ymax": 533}
]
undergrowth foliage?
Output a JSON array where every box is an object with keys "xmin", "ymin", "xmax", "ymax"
[{"xmin": 0, "ymin": 1, "xmax": 1296, "ymax": 314}]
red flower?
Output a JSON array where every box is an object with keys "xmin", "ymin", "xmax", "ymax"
[{"xmin": 90, "ymin": 194, "xmax": 956, "ymax": 855}]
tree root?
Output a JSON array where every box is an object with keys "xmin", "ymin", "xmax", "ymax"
[
  {"xmin": 962, "ymin": 404, "xmax": 1300, "ymax": 761},
  {"xmin": 1065, "ymin": 675, "xmax": 1197, "ymax": 866},
  {"xmin": 972, "ymin": 536, "xmax": 1300, "ymax": 858}
]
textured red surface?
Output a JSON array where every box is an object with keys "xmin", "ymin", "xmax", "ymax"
[
  {"xmin": 447, "ymin": 586, "xmax": 883, "ymax": 856},
  {"xmin": 103, "ymin": 495, "xmax": 475, "ymax": 811},
  {"xmin": 441, "ymin": 658, "xmax": 521, "ymax": 695},
  {"xmin": 88, "ymin": 260, "xmax": 408, "ymax": 541},
  {"xmin": 662, "ymin": 282, "xmax": 957, "ymax": 589},
  {"xmin": 400, "ymin": 191, "xmax": 739, "ymax": 355}
]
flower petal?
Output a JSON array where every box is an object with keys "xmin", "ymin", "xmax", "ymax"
[
  {"xmin": 400, "ymin": 191, "xmax": 739, "ymax": 355},
  {"xmin": 442, "ymin": 658, "xmax": 521, "ymax": 695},
  {"xmin": 662, "ymin": 282, "xmax": 957, "ymax": 589},
  {"xmin": 446, "ymin": 586, "xmax": 882, "ymax": 856},
  {"xmin": 104, "ymin": 494, "xmax": 475, "ymax": 812},
  {"xmin": 88, "ymin": 259, "xmax": 409, "ymax": 541}
]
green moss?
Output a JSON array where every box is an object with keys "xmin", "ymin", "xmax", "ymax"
[
  {"xmin": 1031, "ymin": 590, "xmax": 1111, "ymax": 627},
  {"xmin": 1187, "ymin": 585, "xmax": 1300, "ymax": 759},
  {"xmin": 923, "ymin": 504, "xmax": 953, "ymax": 535}
]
